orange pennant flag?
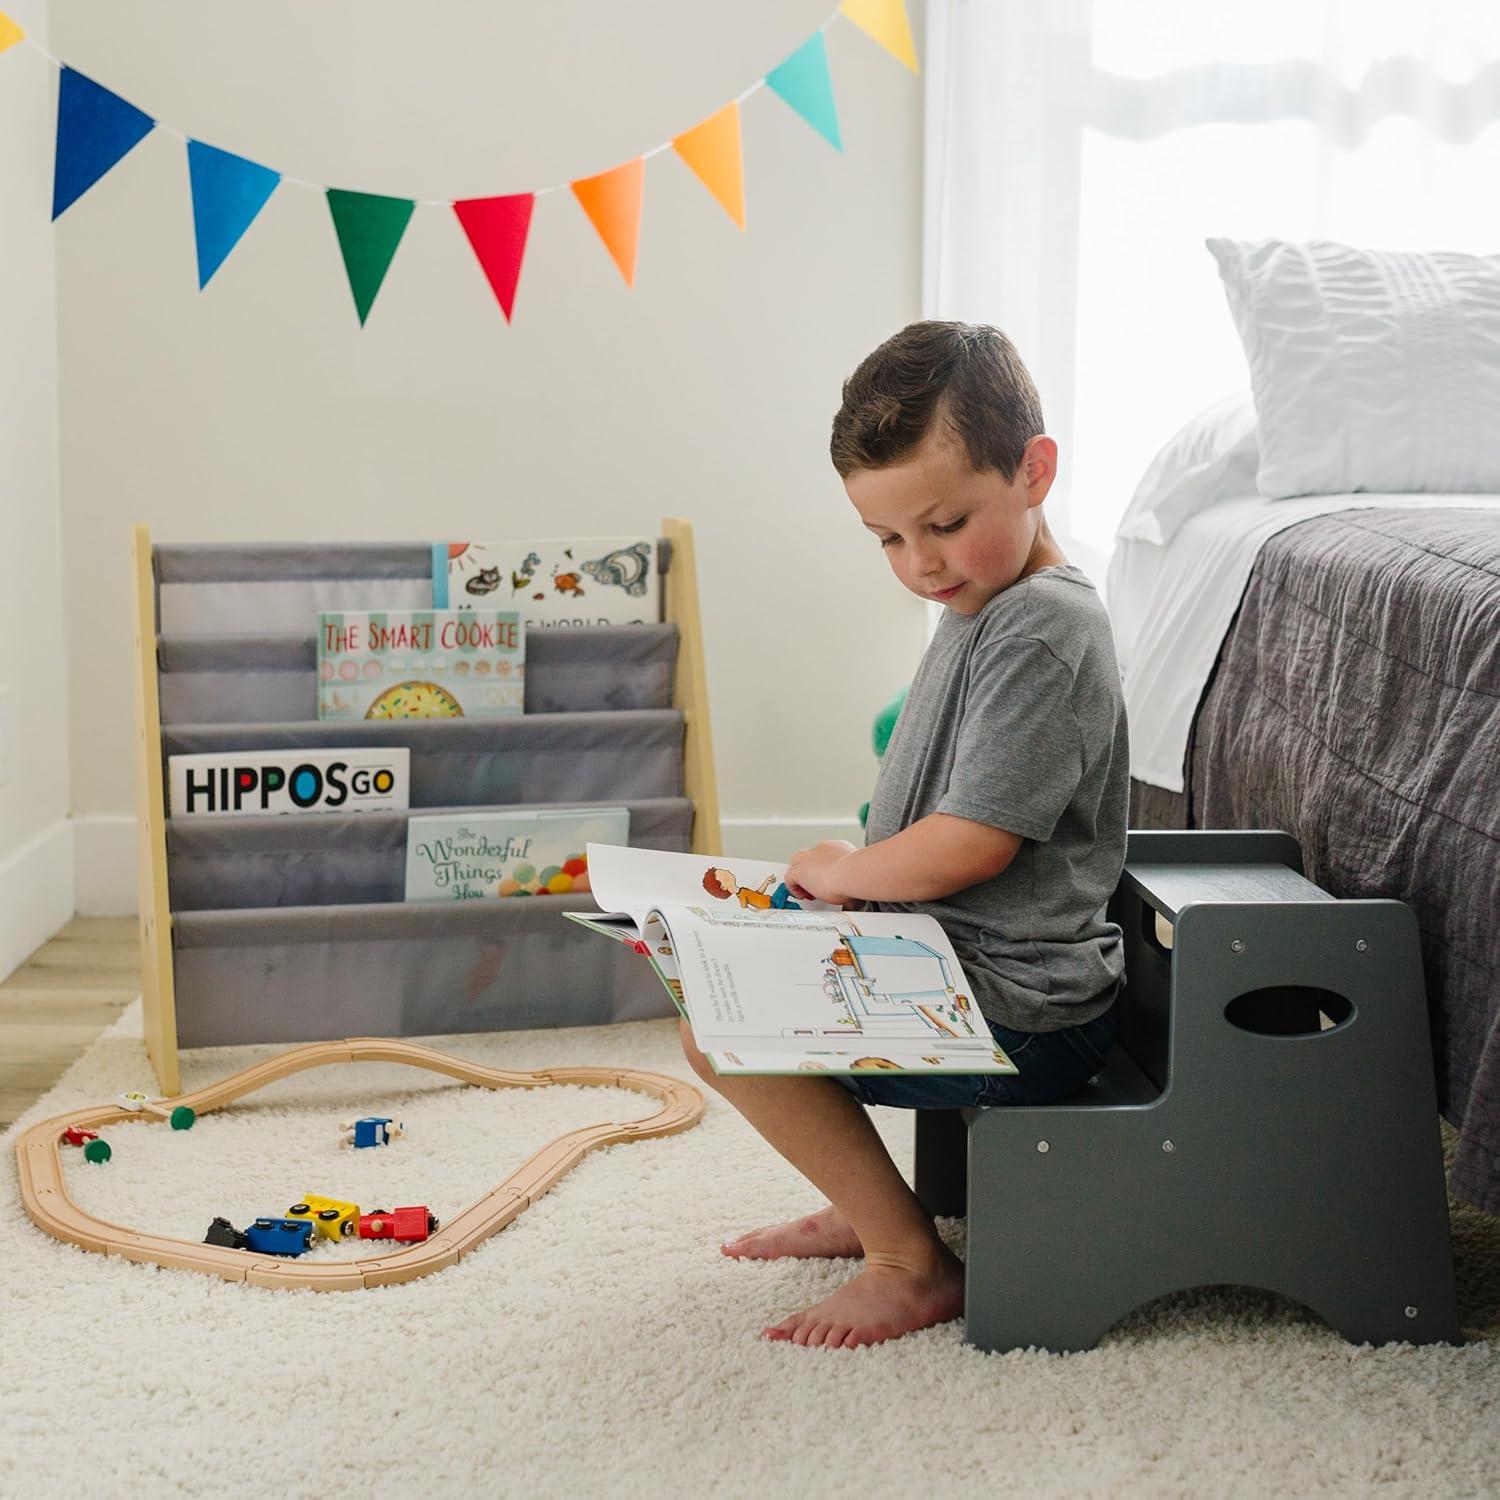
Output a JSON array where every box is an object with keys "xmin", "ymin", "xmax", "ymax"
[
  {"xmin": 0, "ymin": 11, "xmax": 26, "ymax": 53},
  {"xmin": 673, "ymin": 102, "xmax": 745, "ymax": 230},
  {"xmin": 840, "ymin": 0, "xmax": 919, "ymax": 73},
  {"xmin": 572, "ymin": 158, "xmax": 645, "ymax": 287}
]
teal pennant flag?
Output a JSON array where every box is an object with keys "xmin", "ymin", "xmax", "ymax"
[
  {"xmin": 53, "ymin": 67, "xmax": 154, "ymax": 219},
  {"xmin": 187, "ymin": 141, "xmax": 281, "ymax": 288},
  {"xmin": 326, "ymin": 188, "xmax": 416, "ymax": 326},
  {"xmin": 766, "ymin": 33, "xmax": 843, "ymax": 151}
]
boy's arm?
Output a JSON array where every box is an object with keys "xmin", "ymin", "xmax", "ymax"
[{"xmin": 786, "ymin": 814, "xmax": 1023, "ymax": 906}]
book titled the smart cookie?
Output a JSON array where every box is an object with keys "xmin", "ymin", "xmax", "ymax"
[
  {"xmin": 317, "ymin": 610, "xmax": 525, "ymax": 720},
  {"xmin": 403, "ymin": 807, "xmax": 630, "ymax": 902},
  {"xmin": 432, "ymin": 537, "xmax": 660, "ymax": 627},
  {"xmin": 168, "ymin": 749, "xmax": 410, "ymax": 817},
  {"xmin": 565, "ymin": 844, "xmax": 1019, "ymax": 1079}
]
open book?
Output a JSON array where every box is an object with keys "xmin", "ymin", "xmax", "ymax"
[{"xmin": 564, "ymin": 844, "xmax": 1017, "ymax": 1078}]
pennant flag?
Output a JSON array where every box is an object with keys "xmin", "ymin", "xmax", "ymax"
[
  {"xmin": 187, "ymin": 141, "xmax": 280, "ymax": 289},
  {"xmin": 52, "ymin": 67, "xmax": 154, "ymax": 219},
  {"xmin": 840, "ymin": 0, "xmax": 919, "ymax": 73},
  {"xmin": 453, "ymin": 193, "xmax": 535, "ymax": 321},
  {"xmin": 673, "ymin": 103, "xmax": 745, "ymax": 229},
  {"xmin": 0, "ymin": 12, "xmax": 25, "ymax": 54},
  {"xmin": 765, "ymin": 33, "xmax": 842, "ymax": 151},
  {"xmin": 326, "ymin": 188, "xmax": 415, "ymax": 325},
  {"xmin": 572, "ymin": 158, "xmax": 645, "ymax": 287}
]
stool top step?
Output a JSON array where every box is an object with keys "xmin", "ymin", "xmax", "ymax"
[{"xmin": 1123, "ymin": 861, "xmax": 1334, "ymax": 919}]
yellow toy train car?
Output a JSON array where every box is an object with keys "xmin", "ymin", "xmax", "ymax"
[{"xmin": 286, "ymin": 1193, "xmax": 359, "ymax": 1240}]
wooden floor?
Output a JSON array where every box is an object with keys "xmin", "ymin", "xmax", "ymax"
[{"xmin": 0, "ymin": 917, "xmax": 139, "ymax": 1129}]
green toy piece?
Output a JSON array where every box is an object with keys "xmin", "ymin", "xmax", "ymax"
[
  {"xmin": 82, "ymin": 1139, "xmax": 112, "ymax": 1164},
  {"xmin": 872, "ymin": 687, "xmax": 906, "ymax": 759},
  {"xmin": 169, "ymin": 1105, "xmax": 197, "ymax": 1130},
  {"xmin": 859, "ymin": 686, "xmax": 909, "ymax": 829}
]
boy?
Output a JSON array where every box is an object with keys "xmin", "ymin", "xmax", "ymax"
[{"xmin": 679, "ymin": 321, "xmax": 1128, "ymax": 1349}]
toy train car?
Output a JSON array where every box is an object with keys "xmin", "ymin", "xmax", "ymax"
[
  {"xmin": 358, "ymin": 1206, "xmax": 439, "ymax": 1241},
  {"xmin": 204, "ymin": 1215, "xmax": 316, "ymax": 1256}
]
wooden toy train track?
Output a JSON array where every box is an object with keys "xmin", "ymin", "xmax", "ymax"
[{"xmin": 16, "ymin": 1037, "xmax": 704, "ymax": 1291}]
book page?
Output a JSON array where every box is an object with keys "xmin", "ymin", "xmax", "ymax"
[
  {"xmin": 583, "ymin": 842, "xmax": 836, "ymax": 933},
  {"xmin": 655, "ymin": 904, "xmax": 1015, "ymax": 1075}
]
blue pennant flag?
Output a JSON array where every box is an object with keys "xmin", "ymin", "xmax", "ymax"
[
  {"xmin": 53, "ymin": 67, "xmax": 154, "ymax": 220},
  {"xmin": 766, "ymin": 32, "xmax": 843, "ymax": 151},
  {"xmin": 187, "ymin": 140, "xmax": 281, "ymax": 288}
]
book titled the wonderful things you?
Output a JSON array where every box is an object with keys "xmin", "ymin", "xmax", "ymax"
[{"xmin": 565, "ymin": 844, "xmax": 1017, "ymax": 1079}]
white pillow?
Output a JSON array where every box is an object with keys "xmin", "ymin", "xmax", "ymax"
[
  {"xmin": 1206, "ymin": 236, "xmax": 1500, "ymax": 500},
  {"xmin": 1114, "ymin": 391, "xmax": 1260, "ymax": 546}
]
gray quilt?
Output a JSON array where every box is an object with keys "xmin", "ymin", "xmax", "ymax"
[{"xmin": 1129, "ymin": 507, "xmax": 1499, "ymax": 1213}]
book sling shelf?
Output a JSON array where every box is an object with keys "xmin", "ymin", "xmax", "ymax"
[{"xmin": 131, "ymin": 520, "xmax": 723, "ymax": 1095}]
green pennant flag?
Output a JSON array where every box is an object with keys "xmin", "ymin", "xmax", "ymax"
[{"xmin": 326, "ymin": 188, "xmax": 415, "ymax": 325}]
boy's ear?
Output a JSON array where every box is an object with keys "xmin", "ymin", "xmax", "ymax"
[{"xmin": 1022, "ymin": 435, "xmax": 1058, "ymax": 501}]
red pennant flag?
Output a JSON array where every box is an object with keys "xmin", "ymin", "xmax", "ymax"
[{"xmin": 453, "ymin": 193, "xmax": 535, "ymax": 322}]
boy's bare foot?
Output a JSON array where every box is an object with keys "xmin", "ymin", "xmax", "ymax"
[
  {"xmin": 762, "ymin": 1249, "xmax": 966, "ymax": 1348},
  {"xmin": 720, "ymin": 1205, "xmax": 864, "ymax": 1260}
]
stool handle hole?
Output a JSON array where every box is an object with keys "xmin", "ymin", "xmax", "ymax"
[{"xmin": 1224, "ymin": 985, "xmax": 1354, "ymax": 1038}]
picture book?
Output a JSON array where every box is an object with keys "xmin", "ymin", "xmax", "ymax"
[
  {"xmin": 432, "ymin": 537, "xmax": 661, "ymax": 628},
  {"xmin": 168, "ymin": 749, "xmax": 410, "ymax": 817},
  {"xmin": 317, "ymin": 610, "xmax": 525, "ymax": 721},
  {"xmin": 564, "ymin": 844, "xmax": 1017, "ymax": 1078},
  {"xmin": 404, "ymin": 807, "xmax": 630, "ymax": 902}
]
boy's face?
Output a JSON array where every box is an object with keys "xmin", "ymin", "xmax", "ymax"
[{"xmin": 844, "ymin": 423, "xmax": 1059, "ymax": 615}]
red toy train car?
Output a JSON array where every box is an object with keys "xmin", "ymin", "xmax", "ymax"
[{"xmin": 358, "ymin": 1205, "xmax": 439, "ymax": 1241}]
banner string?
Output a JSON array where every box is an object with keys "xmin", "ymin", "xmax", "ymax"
[{"xmin": 12, "ymin": 10, "xmax": 842, "ymax": 208}]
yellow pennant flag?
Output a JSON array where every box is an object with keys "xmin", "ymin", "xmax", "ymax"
[
  {"xmin": 840, "ymin": 0, "xmax": 918, "ymax": 73},
  {"xmin": 0, "ymin": 11, "xmax": 27, "ymax": 53},
  {"xmin": 673, "ymin": 103, "xmax": 745, "ymax": 230}
]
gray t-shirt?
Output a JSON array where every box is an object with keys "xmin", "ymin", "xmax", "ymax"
[{"xmin": 864, "ymin": 564, "xmax": 1129, "ymax": 1033}]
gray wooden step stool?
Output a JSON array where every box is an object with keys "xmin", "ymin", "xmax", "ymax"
[{"xmin": 914, "ymin": 830, "xmax": 1461, "ymax": 1353}]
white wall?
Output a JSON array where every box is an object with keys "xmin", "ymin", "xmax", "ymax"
[
  {"xmin": 0, "ymin": 0, "xmax": 74, "ymax": 974},
  {"xmin": 46, "ymin": 0, "xmax": 927, "ymax": 909}
]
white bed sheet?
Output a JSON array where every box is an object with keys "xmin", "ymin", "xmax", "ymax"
[{"xmin": 1105, "ymin": 492, "xmax": 1500, "ymax": 794}]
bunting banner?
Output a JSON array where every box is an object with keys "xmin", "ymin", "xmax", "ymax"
[{"xmin": 1, "ymin": 2, "xmax": 917, "ymax": 325}]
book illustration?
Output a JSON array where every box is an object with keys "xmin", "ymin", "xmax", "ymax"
[
  {"xmin": 583, "ymin": 843, "xmax": 836, "ymax": 936},
  {"xmin": 817, "ymin": 933, "xmax": 979, "ymax": 1042},
  {"xmin": 404, "ymin": 807, "xmax": 629, "ymax": 903},
  {"xmin": 367, "ymin": 681, "xmax": 463, "ymax": 719},
  {"xmin": 167, "ymin": 748, "xmax": 410, "ymax": 817},
  {"xmin": 317, "ymin": 610, "xmax": 525, "ymax": 721},
  {"xmin": 703, "ymin": 866, "xmax": 802, "ymax": 912},
  {"xmin": 581, "ymin": 542, "xmax": 653, "ymax": 597},
  {"xmin": 433, "ymin": 538, "xmax": 660, "ymax": 626},
  {"xmin": 680, "ymin": 908, "xmax": 978, "ymax": 1043}
]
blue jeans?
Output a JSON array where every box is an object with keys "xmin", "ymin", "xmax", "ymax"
[{"xmin": 831, "ymin": 1001, "xmax": 1118, "ymax": 1110}]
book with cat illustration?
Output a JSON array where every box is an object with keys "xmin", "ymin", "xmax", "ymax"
[
  {"xmin": 565, "ymin": 843, "xmax": 1018, "ymax": 1078},
  {"xmin": 432, "ymin": 537, "xmax": 661, "ymax": 627}
]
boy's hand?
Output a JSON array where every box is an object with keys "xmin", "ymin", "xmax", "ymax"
[{"xmin": 785, "ymin": 840, "xmax": 859, "ymax": 905}]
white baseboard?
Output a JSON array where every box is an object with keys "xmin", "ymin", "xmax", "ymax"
[
  {"xmin": 717, "ymin": 816, "xmax": 864, "ymax": 860},
  {"xmin": 48, "ymin": 813, "xmax": 863, "ymax": 931},
  {"xmin": 0, "ymin": 820, "xmax": 75, "ymax": 982},
  {"xmin": 73, "ymin": 814, "xmax": 138, "ymax": 917}
]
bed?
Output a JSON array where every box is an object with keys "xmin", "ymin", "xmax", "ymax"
[
  {"xmin": 1107, "ymin": 478, "xmax": 1500, "ymax": 1215},
  {"xmin": 1102, "ymin": 236, "xmax": 1500, "ymax": 1213}
]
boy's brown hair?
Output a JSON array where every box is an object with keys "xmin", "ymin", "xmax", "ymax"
[{"xmin": 829, "ymin": 321, "xmax": 1044, "ymax": 481}]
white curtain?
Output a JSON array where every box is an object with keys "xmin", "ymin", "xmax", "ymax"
[{"xmin": 924, "ymin": 0, "xmax": 1500, "ymax": 569}]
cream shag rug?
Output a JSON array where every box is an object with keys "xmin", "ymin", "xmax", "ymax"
[{"xmin": 3, "ymin": 1001, "xmax": 1498, "ymax": 1499}]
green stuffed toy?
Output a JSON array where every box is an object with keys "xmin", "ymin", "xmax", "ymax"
[{"xmin": 858, "ymin": 686, "xmax": 908, "ymax": 829}]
